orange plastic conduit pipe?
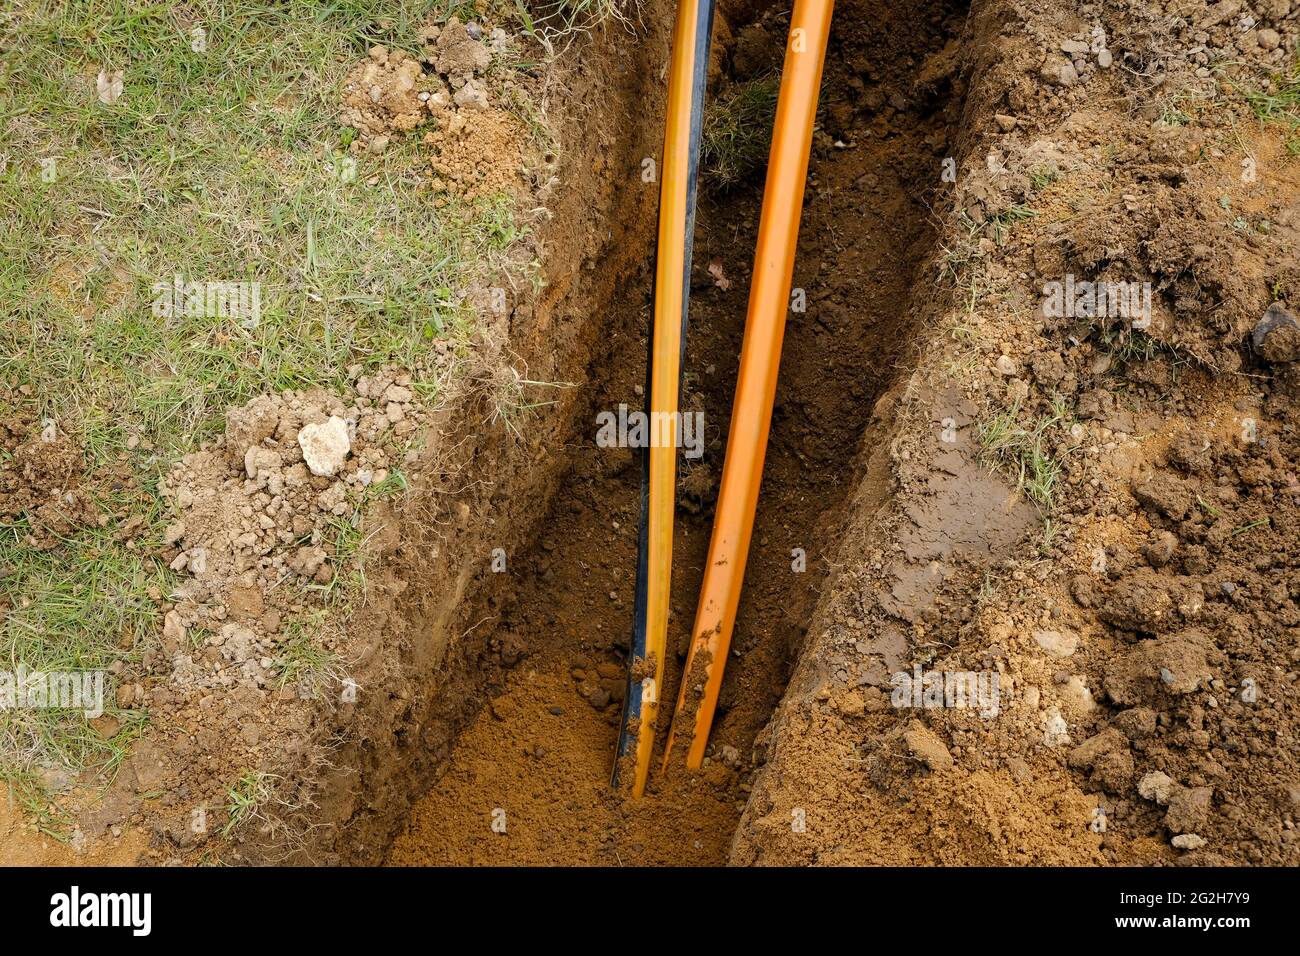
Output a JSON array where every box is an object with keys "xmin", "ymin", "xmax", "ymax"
[
  {"xmin": 613, "ymin": 0, "xmax": 716, "ymax": 798},
  {"xmin": 664, "ymin": 0, "xmax": 834, "ymax": 771}
]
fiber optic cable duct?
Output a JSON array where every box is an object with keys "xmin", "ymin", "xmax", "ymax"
[{"xmin": 613, "ymin": 0, "xmax": 717, "ymax": 798}]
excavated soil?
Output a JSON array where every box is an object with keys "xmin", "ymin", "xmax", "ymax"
[
  {"xmin": 728, "ymin": 0, "xmax": 1300, "ymax": 867},
  {"xmin": 386, "ymin": 0, "xmax": 967, "ymax": 865}
]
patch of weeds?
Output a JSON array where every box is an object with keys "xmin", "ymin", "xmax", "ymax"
[
  {"xmin": 477, "ymin": 191, "xmax": 530, "ymax": 250},
  {"xmin": 312, "ymin": 513, "xmax": 372, "ymax": 603},
  {"xmin": 702, "ymin": 76, "xmax": 780, "ymax": 190},
  {"xmin": 272, "ymin": 612, "xmax": 345, "ymax": 695},
  {"xmin": 500, "ymin": 83, "xmax": 554, "ymax": 153},
  {"xmin": 1038, "ymin": 517, "xmax": 1059, "ymax": 556},
  {"xmin": 368, "ymin": 468, "xmax": 409, "ymax": 500},
  {"xmin": 187, "ymin": 626, "xmax": 213, "ymax": 653},
  {"xmin": 987, "ymin": 204, "xmax": 1036, "ymax": 245},
  {"xmin": 1156, "ymin": 83, "xmax": 1218, "ymax": 128},
  {"xmin": 1, "ymin": 767, "xmax": 73, "ymax": 839},
  {"xmin": 1244, "ymin": 49, "xmax": 1300, "ymax": 133},
  {"xmin": 1029, "ymin": 165, "xmax": 1059, "ymax": 191},
  {"xmin": 221, "ymin": 770, "xmax": 280, "ymax": 838},
  {"xmin": 1097, "ymin": 324, "xmax": 1191, "ymax": 371},
  {"xmin": 1107, "ymin": 327, "xmax": 1162, "ymax": 364},
  {"xmin": 937, "ymin": 236, "xmax": 984, "ymax": 285},
  {"xmin": 947, "ymin": 322, "xmax": 980, "ymax": 345},
  {"xmin": 977, "ymin": 399, "xmax": 1075, "ymax": 512}
]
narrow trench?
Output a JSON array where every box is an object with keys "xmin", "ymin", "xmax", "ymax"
[{"xmin": 383, "ymin": 0, "xmax": 967, "ymax": 865}]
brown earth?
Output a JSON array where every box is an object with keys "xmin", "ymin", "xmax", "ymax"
[
  {"xmin": 3, "ymin": 0, "xmax": 1297, "ymax": 867},
  {"xmin": 731, "ymin": 0, "xmax": 1300, "ymax": 866},
  {"xmin": 388, "ymin": 0, "xmax": 1300, "ymax": 867}
]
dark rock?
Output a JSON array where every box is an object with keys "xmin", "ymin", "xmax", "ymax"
[{"xmin": 1252, "ymin": 302, "xmax": 1300, "ymax": 363}]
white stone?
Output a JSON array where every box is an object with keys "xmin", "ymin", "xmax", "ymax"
[
  {"xmin": 298, "ymin": 416, "xmax": 352, "ymax": 477},
  {"xmin": 1043, "ymin": 707, "xmax": 1070, "ymax": 746},
  {"xmin": 162, "ymin": 610, "xmax": 186, "ymax": 645},
  {"xmin": 453, "ymin": 80, "xmax": 489, "ymax": 110},
  {"xmin": 1138, "ymin": 770, "xmax": 1176, "ymax": 805},
  {"xmin": 1034, "ymin": 628, "xmax": 1079, "ymax": 658}
]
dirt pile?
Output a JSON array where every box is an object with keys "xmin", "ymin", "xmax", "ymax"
[
  {"xmin": 51, "ymin": 370, "xmax": 428, "ymax": 859},
  {"xmin": 732, "ymin": 0, "xmax": 1299, "ymax": 866},
  {"xmin": 0, "ymin": 414, "xmax": 95, "ymax": 548},
  {"xmin": 340, "ymin": 16, "xmax": 534, "ymax": 202},
  {"xmin": 157, "ymin": 368, "xmax": 423, "ymax": 685}
]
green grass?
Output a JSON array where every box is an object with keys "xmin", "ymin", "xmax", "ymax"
[
  {"xmin": 1096, "ymin": 324, "xmax": 1192, "ymax": 371},
  {"xmin": 0, "ymin": 1, "xmax": 530, "ymax": 462},
  {"xmin": 2, "ymin": 766, "xmax": 74, "ymax": 838},
  {"xmin": 1028, "ymin": 165, "xmax": 1059, "ymax": 191},
  {"xmin": 1230, "ymin": 517, "xmax": 1270, "ymax": 537},
  {"xmin": 1245, "ymin": 46, "xmax": 1300, "ymax": 152},
  {"xmin": 0, "ymin": 527, "xmax": 168, "ymax": 673},
  {"xmin": 702, "ymin": 76, "xmax": 780, "ymax": 190},
  {"xmin": 312, "ymin": 512, "xmax": 372, "ymax": 601},
  {"xmin": 271, "ymin": 611, "xmax": 343, "ymax": 695},
  {"xmin": 0, "ymin": 0, "xmax": 543, "ymax": 819},
  {"xmin": 976, "ymin": 398, "xmax": 1074, "ymax": 513},
  {"xmin": 0, "ymin": 521, "xmax": 163, "ymax": 799},
  {"xmin": 221, "ymin": 769, "xmax": 278, "ymax": 837},
  {"xmin": 987, "ymin": 203, "xmax": 1036, "ymax": 245},
  {"xmin": 368, "ymin": 467, "xmax": 410, "ymax": 499}
]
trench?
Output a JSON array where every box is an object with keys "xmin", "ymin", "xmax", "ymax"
[{"xmin": 374, "ymin": 0, "xmax": 969, "ymax": 866}]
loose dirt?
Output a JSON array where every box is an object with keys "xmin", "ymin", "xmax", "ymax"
[
  {"xmin": 0, "ymin": 800, "xmax": 143, "ymax": 866},
  {"xmin": 339, "ymin": 16, "xmax": 535, "ymax": 202},
  {"xmin": 731, "ymin": 0, "xmax": 1300, "ymax": 867}
]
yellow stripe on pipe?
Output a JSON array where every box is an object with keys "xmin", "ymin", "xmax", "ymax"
[{"xmin": 621, "ymin": 0, "xmax": 715, "ymax": 799}]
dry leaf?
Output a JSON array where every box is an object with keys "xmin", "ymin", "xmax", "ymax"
[
  {"xmin": 96, "ymin": 70, "xmax": 124, "ymax": 105},
  {"xmin": 707, "ymin": 258, "xmax": 730, "ymax": 291}
]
